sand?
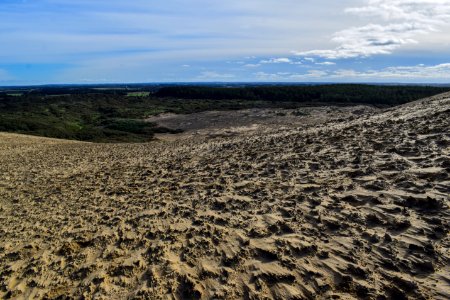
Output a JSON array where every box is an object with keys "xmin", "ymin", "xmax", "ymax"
[
  {"xmin": 147, "ymin": 106, "xmax": 377, "ymax": 141},
  {"xmin": 0, "ymin": 93, "xmax": 449, "ymax": 299}
]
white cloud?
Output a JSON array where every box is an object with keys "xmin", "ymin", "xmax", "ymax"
[
  {"xmin": 316, "ymin": 61, "xmax": 336, "ymax": 65},
  {"xmin": 304, "ymin": 70, "xmax": 329, "ymax": 78},
  {"xmin": 197, "ymin": 71, "xmax": 235, "ymax": 80},
  {"xmin": 345, "ymin": 0, "xmax": 450, "ymax": 25},
  {"xmin": 244, "ymin": 64, "xmax": 261, "ymax": 67},
  {"xmin": 332, "ymin": 63, "xmax": 450, "ymax": 79},
  {"xmin": 260, "ymin": 58, "xmax": 292, "ymax": 64},
  {"xmin": 296, "ymin": 0, "xmax": 450, "ymax": 59},
  {"xmin": 259, "ymin": 57, "xmax": 303, "ymax": 65},
  {"xmin": 253, "ymin": 63, "xmax": 450, "ymax": 82},
  {"xmin": 254, "ymin": 71, "xmax": 283, "ymax": 80},
  {"xmin": 297, "ymin": 23, "xmax": 426, "ymax": 59},
  {"xmin": 254, "ymin": 69, "xmax": 329, "ymax": 81}
]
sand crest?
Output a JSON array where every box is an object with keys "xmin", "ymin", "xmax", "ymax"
[{"xmin": 0, "ymin": 93, "xmax": 449, "ymax": 299}]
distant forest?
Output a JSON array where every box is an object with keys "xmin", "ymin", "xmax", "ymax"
[
  {"xmin": 155, "ymin": 84, "xmax": 450, "ymax": 105},
  {"xmin": 0, "ymin": 84, "xmax": 448, "ymax": 142}
]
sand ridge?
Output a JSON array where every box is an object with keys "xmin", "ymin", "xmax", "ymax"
[{"xmin": 0, "ymin": 94, "xmax": 449, "ymax": 299}]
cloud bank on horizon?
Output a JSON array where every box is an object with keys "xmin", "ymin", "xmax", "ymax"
[{"xmin": 0, "ymin": 0, "xmax": 450, "ymax": 84}]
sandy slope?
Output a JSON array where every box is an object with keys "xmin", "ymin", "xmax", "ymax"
[
  {"xmin": 0, "ymin": 94, "xmax": 449, "ymax": 299},
  {"xmin": 146, "ymin": 106, "xmax": 378, "ymax": 139}
]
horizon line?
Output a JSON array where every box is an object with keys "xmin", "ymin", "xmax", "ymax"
[{"xmin": 2, "ymin": 81, "xmax": 450, "ymax": 89}]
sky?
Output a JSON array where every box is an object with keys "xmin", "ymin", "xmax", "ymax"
[{"xmin": 1, "ymin": 0, "xmax": 450, "ymax": 85}]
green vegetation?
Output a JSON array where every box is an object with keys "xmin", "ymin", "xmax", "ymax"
[
  {"xmin": 127, "ymin": 92, "xmax": 151, "ymax": 97},
  {"xmin": 0, "ymin": 94, "xmax": 182, "ymax": 143},
  {"xmin": 155, "ymin": 84, "xmax": 449, "ymax": 106},
  {"xmin": 0, "ymin": 84, "xmax": 448, "ymax": 143}
]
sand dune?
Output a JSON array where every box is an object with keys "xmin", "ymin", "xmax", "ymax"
[{"xmin": 0, "ymin": 93, "xmax": 449, "ymax": 299}]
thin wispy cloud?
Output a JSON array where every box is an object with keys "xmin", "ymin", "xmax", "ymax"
[
  {"xmin": 253, "ymin": 63, "xmax": 450, "ymax": 82},
  {"xmin": 244, "ymin": 64, "xmax": 261, "ymax": 68},
  {"xmin": 260, "ymin": 58, "xmax": 292, "ymax": 64},
  {"xmin": 316, "ymin": 62, "xmax": 336, "ymax": 66},
  {"xmin": 197, "ymin": 71, "xmax": 235, "ymax": 80},
  {"xmin": 333, "ymin": 63, "xmax": 450, "ymax": 79}
]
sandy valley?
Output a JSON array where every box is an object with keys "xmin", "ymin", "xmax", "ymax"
[{"xmin": 0, "ymin": 93, "xmax": 449, "ymax": 299}]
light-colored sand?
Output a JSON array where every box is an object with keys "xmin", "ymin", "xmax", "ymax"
[
  {"xmin": 0, "ymin": 94, "xmax": 449, "ymax": 299},
  {"xmin": 147, "ymin": 106, "xmax": 378, "ymax": 140}
]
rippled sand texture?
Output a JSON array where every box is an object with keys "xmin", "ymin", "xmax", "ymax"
[{"xmin": 0, "ymin": 93, "xmax": 449, "ymax": 299}]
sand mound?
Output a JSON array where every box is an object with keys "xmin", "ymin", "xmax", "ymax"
[{"xmin": 0, "ymin": 94, "xmax": 449, "ymax": 299}]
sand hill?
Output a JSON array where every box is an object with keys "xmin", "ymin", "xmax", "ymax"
[{"xmin": 0, "ymin": 93, "xmax": 449, "ymax": 299}]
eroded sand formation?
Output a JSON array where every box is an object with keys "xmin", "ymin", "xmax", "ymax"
[{"xmin": 0, "ymin": 94, "xmax": 449, "ymax": 299}]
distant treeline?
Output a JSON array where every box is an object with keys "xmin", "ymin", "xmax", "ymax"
[{"xmin": 155, "ymin": 84, "xmax": 449, "ymax": 106}]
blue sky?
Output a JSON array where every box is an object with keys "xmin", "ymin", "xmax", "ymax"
[{"xmin": 1, "ymin": 0, "xmax": 450, "ymax": 85}]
